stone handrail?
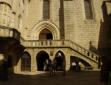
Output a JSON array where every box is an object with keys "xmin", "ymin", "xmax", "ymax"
[
  {"xmin": 68, "ymin": 40, "xmax": 99, "ymax": 63},
  {"xmin": 0, "ymin": 26, "xmax": 99, "ymax": 63},
  {"xmin": 21, "ymin": 39, "xmax": 99, "ymax": 63}
]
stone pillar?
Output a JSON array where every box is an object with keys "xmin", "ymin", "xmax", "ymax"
[
  {"xmin": 50, "ymin": 56, "xmax": 55, "ymax": 60},
  {"xmin": 50, "ymin": 49, "xmax": 55, "ymax": 60},
  {"xmin": 14, "ymin": 58, "xmax": 21, "ymax": 73},
  {"xmin": 65, "ymin": 54, "xmax": 70, "ymax": 71},
  {"xmin": 31, "ymin": 49, "xmax": 37, "ymax": 72}
]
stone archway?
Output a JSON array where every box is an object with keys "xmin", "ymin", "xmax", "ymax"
[
  {"xmin": 21, "ymin": 52, "xmax": 31, "ymax": 72},
  {"xmin": 70, "ymin": 56, "xmax": 92, "ymax": 71},
  {"xmin": 31, "ymin": 21, "xmax": 60, "ymax": 40},
  {"xmin": 54, "ymin": 51, "xmax": 66, "ymax": 71},
  {"xmin": 36, "ymin": 51, "xmax": 49, "ymax": 71}
]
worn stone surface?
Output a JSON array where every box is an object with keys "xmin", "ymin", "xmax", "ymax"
[{"xmin": 0, "ymin": 71, "xmax": 104, "ymax": 85}]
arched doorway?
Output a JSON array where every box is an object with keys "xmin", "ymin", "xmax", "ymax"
[
  {"xmin": 21, "ymin": 52, "xmax": 31, "ymax": 71},
  {"xmin": 54, "ymin": 51, "xmax": 66, "ymax": 71},
  {"xmin": 39, "ymin": 29, "xmax": 53, "ymax": 40},
  {"xmin": 31, "ymin": 21, "xmax": 60, "ymax": 40},
  {"xmin": 36, "ymin": 51, "xmax": 49, "ymax": 71}
]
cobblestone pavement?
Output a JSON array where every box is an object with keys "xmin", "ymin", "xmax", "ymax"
[{"xmin": 0, "ymin": 71, "xmax": 104, "ymax": 85}]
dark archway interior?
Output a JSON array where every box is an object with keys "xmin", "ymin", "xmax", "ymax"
[
  {"xmin": 8, "ymin": 56, "xmax": 12, "ymax": 68},
  {"xmin": 7, "ymin": 56, "xmax": 13, "ymax": 73},
  {"xmin": 21, "ymin": 52, "xmax": 31, "ymax": 71},
  {"xmin": 55, "ymin": 51, "xmax": 66, "ymax": 71},
  {"xmin": 37, "ymin": 51, "xmax": 49, "ymax": 71},
  {"xmin": 39, "ymin": 29, "xmax": 53, "ymax": 40},
  {"xmin": 70, "ymin": 56, "xmax": 91, "ymax": 67}
]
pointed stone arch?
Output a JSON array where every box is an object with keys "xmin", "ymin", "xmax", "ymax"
[
  {"xmin": 70, "ymin": 56, "xmax": 92, "ymax": 70},
  {"xmin": 36, "ymin": 51, "xmax": 50, "ymax": 71},
  {"xmin": 21, "ymin": 51, "xmax": 31, "ymax": 71},
  {"xmin": 31, "ymin": 21, "xmax": 60, "ymax": 40},
  {"xmin": 0, "ymin": 1, "xmax": 12, "ymax": 9},
  {"xmin": 54, "ymin": 50, "xmax": 66, "ymax": 71}
]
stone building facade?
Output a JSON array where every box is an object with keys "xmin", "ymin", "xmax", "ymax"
[{"xmin": 0, "ymin": 0, "xmax": 111, "ymax": 74}]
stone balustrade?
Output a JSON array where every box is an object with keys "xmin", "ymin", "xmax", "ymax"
[
  {"xmin": 21, "ymin": 39, "xmax": 99, "ymax": 63},
  {"xmin": 69, "ymin": 40, "xmax": 99, "ymax": 63},
  {"xmin": 0, "ymin": 25, "xmax": 20, "ymax": 40}
]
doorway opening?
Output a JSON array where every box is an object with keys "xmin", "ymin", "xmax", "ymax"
[
  {"xmin": 70, "ymin": 56, "xmax": 92, "ymax": 71},
  {"xmin": 54, "ymin": 51, "xmax": 66, "ymax": 71},
  {"xmin": 21, "ymin": 52, "xmax": 31, "ymax": 71},
  {"xmin": 39, "ymin": 29, "xmax": 53, "ymax": 40},
  {"xmin": 8, "ymin": 56, "xmax": 13, "ymax": 73},
  {"xmin": 36, "ymin": 51, "xmax": 49, "ymax": 71}
]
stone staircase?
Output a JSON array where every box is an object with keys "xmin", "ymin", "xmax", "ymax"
[
  {"xmin": 21, "ymin": 39, "xmax": 99, "ymax": 65},
  {"xmin": 0, "ymin": 24, "xmax": 99, "ymax": 69},
  {"xmin": 0, "ymin": 26, "xmax": 99, "ymax": 65}
]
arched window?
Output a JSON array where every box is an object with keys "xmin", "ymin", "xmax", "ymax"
[
  {"xmin": 0, "ymin": 3, "xmax": 11, "ymax": 25},
  {"xmin": 84, "ymin": 0, "xmax": 93, "ymax": 19},
  {"xmin": 43, "ymin": 0, "xmax": 50, "ymax": 19}
]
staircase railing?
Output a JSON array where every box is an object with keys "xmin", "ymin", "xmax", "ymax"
[
  {"xmin": 0, "ymin": 26, "xmax": 99, "ymax": 64},
  {"xmin": 68, "ymin": 40, "xmax": 99, "ymax": 63},
  {"xmin": 21, "ymin": 39, "xmax": 99, "ymax": 63}
]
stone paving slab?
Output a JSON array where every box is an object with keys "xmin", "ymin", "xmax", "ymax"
[{"xmin": 0, "ymin": 71, "xmax": 104, "ymax": 85}]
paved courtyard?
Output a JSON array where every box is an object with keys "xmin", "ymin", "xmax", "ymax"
[{"xmin": 0, "ymin": 71, "xmax": 104, "ymax": 85}]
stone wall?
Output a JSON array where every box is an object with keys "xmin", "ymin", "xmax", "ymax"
[
  {"xmin": 64, "ymin": 0, "xmax": 104, "ymax": 50},
  {"xmin": 12, "ymin": 0, "xmax": 105, "ymax": 51},
  {"xmin": 0, "ymin": 0, "xmax": 105, "ymax": 50}
]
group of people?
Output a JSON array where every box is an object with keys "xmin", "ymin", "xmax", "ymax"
[
  {"xmin": 44, "ymin": 59, "xmax": 56, "ymax": 76},
  {"xmin": 44, "ymin": 57, "xmax": 66, "ymax": 77},
  {"xmin": 70, "ymin": 61, "xmax": 81, "ymax": 72}
]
